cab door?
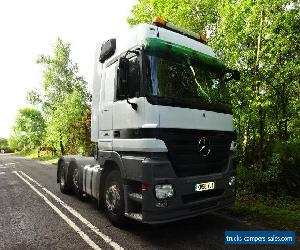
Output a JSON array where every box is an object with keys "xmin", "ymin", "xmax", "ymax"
[
  {"xmin": 113, "ymin": 54, "xmax": 144, "ymax": 132},
  {"xmin": 98, "ymin": 62, "xmax": 116, "ymax": 149}
]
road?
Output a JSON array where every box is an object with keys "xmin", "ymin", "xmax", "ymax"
[{"xmin": 0, "ymin": 154, "xmax": 298, "ymax": 250}]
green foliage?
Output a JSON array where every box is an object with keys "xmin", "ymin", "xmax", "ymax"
[
  {"xmin": 8, "ymin": 108, "xmax": 46, "ymax": 151},
  {"xmin": 0, "ymin": 137, "xmax": 13, "ymax": 152},
  {"xmin": 272, "ymin": 141, "xmax": 300, "ymax": 197},
  {"xmin": 25, "ymin": 38, "xmax": 92, "ymax": 155},
  {"xmin": 28, "ymin": 38, "xmax": 89, "ymax": 114},
  {"xmin": 234, "ymin": 195, "xmax": 300, "ymax": 232},
  {"xmin": 16, "ymin": 149, "xmax": 58, "ymax": 164},
  {"xmin": 45, "ymin": 91, "xmax": 92, "ymax": 155},
  {"xmin": 128, "ymin": 0, "xmax": 219, "ymax": 34},
  {"xmin": 0, "ymin": 138, "xmax": 8, "ymax": 148}
]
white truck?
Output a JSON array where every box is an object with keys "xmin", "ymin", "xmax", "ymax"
[{"xmin": 57, "ymin": 17, "xmax": 240, "ymax": 227}]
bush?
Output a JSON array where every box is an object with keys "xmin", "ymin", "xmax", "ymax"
[
  {"xmin": 272, "ymin": 141, "xmax": 300, "ymax": 197},
  {"xmin": 237, "ymin": 141, "xmax": 300, "ymax": 198}
]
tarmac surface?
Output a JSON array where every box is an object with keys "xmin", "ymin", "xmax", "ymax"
[{"xmin": 0, "ymin": 153, "xmax": 298, "ymax": 250}]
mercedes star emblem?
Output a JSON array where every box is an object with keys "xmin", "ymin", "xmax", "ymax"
[{"xmin": 198, "ymin": 137, "xmax": 211, "ymax": 157}]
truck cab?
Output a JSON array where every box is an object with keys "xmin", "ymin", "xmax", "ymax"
[{"xmin": 57, "ymin": 17, "xmax": 239, "ymax": 227}]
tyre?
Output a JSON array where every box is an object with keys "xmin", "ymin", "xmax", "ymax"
[
  {"xmin": 59, "ymin": 165, "xmax": 71, "ymax": 194},
  {"xmin": 72, "ymin": 165, "xmax": 86, "ymax": 200},
  {"xmin": 104, "ymin": 170, "xmax": 128, "ymax": 227}
]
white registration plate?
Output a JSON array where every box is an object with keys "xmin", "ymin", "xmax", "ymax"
[{"xmin": 195, "ymin": 181, "xmax": 215, "ymax": 192}]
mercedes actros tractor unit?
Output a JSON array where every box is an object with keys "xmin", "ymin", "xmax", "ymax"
[{"xmin": 57, "ymin": 17, "xmax": 240, "ymax": 227}]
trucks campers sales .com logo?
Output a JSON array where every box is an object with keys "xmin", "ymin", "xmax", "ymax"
[{"xmin": 198, "ymin": 137, "xmax": 211, "ymax": 157}]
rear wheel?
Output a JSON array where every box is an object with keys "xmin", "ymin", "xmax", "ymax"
[{"xmin": 104, "ymin": 170, "xmax": 128, "ymax": 227}]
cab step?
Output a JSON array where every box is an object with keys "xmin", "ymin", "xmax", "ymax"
[
  {"xmin": 125, "ymin": 212, "xmax": 142, "ymax": 221},
  {"xmin": 128, "ymin": 192, "xmax": 142, "ymax": 203}
]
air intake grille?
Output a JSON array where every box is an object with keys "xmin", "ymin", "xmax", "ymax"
[{"xmin": 159, "ymin": 129, "xmax": 234, "ymax": 177}]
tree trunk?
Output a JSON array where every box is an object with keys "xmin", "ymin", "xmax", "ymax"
[
  {"xmin": 255, "ymin": 8, "xmax": 264, "ymax": 168},
  {"xmin": 59, "ymin": 132, "xmax": 65, "ymax": 155}
]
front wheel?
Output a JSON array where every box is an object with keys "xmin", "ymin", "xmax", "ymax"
[{"xmin": 104, "ymin": 170, "xmax": 128, "ymax": 227}]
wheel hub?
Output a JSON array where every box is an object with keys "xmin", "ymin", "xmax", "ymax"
[
  {"xmin": 72, "ymin": 169, "xmax": 79, "ymax": 189},
  {"xmin": 105, "ymin": 185, "xmax": 120, "ymax": 213},
  {"xmin": 60, "ymin": 168, "xmax": 65, "ymax": 186}
]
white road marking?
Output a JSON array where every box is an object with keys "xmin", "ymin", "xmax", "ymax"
[
  {"xmin": 0, "ymin": 164, "xmax": 4, "ymax": 166},
  {"xmin": 5, "ymin": 163, "xmax": 16, "ymax": 166},
  {"xmin": 13, "ymin": 171, "xmax": 101, "ymax": 250},
  {"xmin": 0, "ymin": 172, "xmax": 6, "ymax": 175},
  {"xmin": 0, "ymin": 167, "xmax": 7, "ymax": 169},
  {"xmin": 19, "ymin": 170, "xmax": 124, "ymax": 250},
  {"xmin": 18, "ymin": 171, "xmax": 42, "ymax": 187}
]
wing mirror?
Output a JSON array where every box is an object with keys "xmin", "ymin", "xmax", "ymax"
[
  {"xmin": 117, "ymin": 56, "xmax": 138, "ymax": 111},
  {"xmin": 117, "ymin": 57, "xmax": 129, "ymax": 98}
]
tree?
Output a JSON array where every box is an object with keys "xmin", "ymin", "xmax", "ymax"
[
  {"xmin": 27, "ymin": 38, "xmax": 91, "ymax": 154},
  {"xmin": 45, "ymin": 91, "xmax": 91, "ymax": 155},
  {"xmin": 8, "ymin": 108, "xmax": 46, "ymax": 151},
  {"xmin": 128, "ymin": 0, "xmax": 219, "ymax": 35},
  {"xmin": 27, "ymin": 38, "xmax": 89, "ymax": 114},
  {"xmin": 0, "ymin": 138, "xmax": 8, "ymax": 148},
  {"xmin": 213, "ymin": 0, "xmax": 300, "ymax": 167}
]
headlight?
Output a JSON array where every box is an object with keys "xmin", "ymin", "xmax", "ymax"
[
  {"xmin": 228, "ymin": 176, "xmax": 235, "ymax": 187},
  {"xmin": 230, "ymin": 141, "xmax": 238, "ymax": 151},
  {"xmin": 155, "ymin": 184, "xmax": 174, "ymax": 200}
]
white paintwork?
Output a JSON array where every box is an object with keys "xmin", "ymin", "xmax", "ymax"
[
  {"xmin": 14, "ymin": 171, "xmax": 101, "ymax": 250},
  {"xmin": 138, "ymin": 24, "xmax": 216, "ymax": 58},
  {"xmin": 103, "ymin": 24, "xmax": 218, "ymax": 64},
  {"xmin": 18, "ymin": 171, "xmax": 123, "ymax": 250},
  {"xmin": 99, "ymin": 63, "xmax": 116, "ymax": 131},
  {"xmin": 91, "ymin": 45, "xmax": 103, "ymax": 142},
  {"xmin": 113, "ymin": 97, "xmax": 145, "ymax": 129},
  {"xmin": 142, "ymin": 124, "xmax": 158, "ymax": 128},
  {"xmin": 144, "ymin": 98, "xmax": 159, "ymax": 128},
  {"xmin": 112, "ymin": 139, "xmax": 167, "ymax": 152},
  {"xmin": 91, "ymin": 23, "xmax": 233, "ymax": 153},
  {"xmin": 159, "ymin": 105, "xmax": 233, "ymax": 131},
  {"xmin": 98, "ymin": 138, "xmax": 112, "ymax": 151}
]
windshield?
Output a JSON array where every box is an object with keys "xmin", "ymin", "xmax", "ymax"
[{"xmin": 145, "ymin": 54, "xmax": 230, "ymax": 105}]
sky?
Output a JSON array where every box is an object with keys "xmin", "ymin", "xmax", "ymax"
[{"xmin": 0, "ymin": 0, "xmax": 136, "ymax": 138}]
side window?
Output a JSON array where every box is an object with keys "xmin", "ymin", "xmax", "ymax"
[{"xmin": 127, "ymin": 56, "xmax": 140, "ymax": 98}]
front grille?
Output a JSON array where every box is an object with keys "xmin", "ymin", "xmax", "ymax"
[{"xmin": 159, "ymin": 129, "xmax": 234, "ymax": 177}]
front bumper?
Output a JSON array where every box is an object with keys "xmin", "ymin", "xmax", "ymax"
[{"xmin": 140, "ymin": 154, "xmax": 236, "ymax": 224}]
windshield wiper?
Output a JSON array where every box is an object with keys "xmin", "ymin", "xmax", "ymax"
[{"xmin": 189, "ymin": 65, "xmax": 211, "ymax": 102}]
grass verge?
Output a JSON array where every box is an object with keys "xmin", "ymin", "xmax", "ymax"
[
  {"xmin": 16, "ymin": 149, "xmax": 59, "ymax": 165},
  {"xmin": 232, "ymin": 195, "xmax": 300, "ymax": 234}
]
